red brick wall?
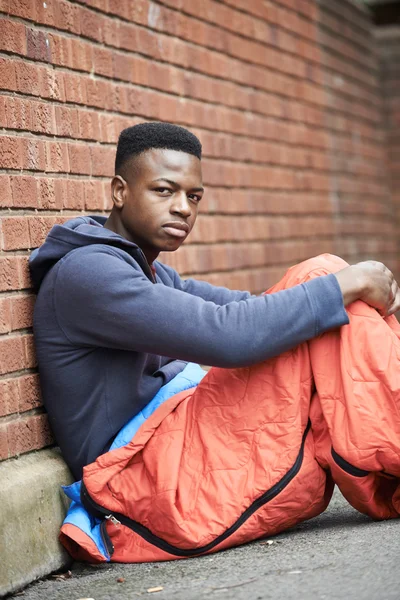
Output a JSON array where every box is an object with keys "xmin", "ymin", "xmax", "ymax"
[
  {"xmin": 0, "ymin": 0, "xmax": 397, "ymax": 462},
  {"xmin": 376, "ymin": 25, "xmax": 400, "ymax": 240},
  {"xmin": 316, "ymin": 0, "xmax": 397, "ymax": 271}
]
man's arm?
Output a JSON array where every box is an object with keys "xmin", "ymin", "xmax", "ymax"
[
  {"xmin": 53, "ymin": 246, "xmax": 349, "ymax": 368},
  {"xmin": 158, "ymin": 257, "xmax": 400, "ymax": 316}
]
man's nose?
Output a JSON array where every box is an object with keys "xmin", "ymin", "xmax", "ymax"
[{"xmin": 170, "ymin": 191, "xmax": 192, "ymax": 217}]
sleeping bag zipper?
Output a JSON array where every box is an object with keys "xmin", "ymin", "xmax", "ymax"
[
  {"xmin": 81, "ymin": 420, "xmax": 311, "ymax": 558},
  {"xmin": 100, "ymin": 519, "xmax": 114, "ymax": 558},
  {"xmin": 331, "ymin": 447, "xmax": 370, "ymax": 477}
]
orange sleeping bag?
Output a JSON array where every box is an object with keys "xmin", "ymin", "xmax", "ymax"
[{"xmin": 60, "ymin": 254, "xmax": 400, "ymax": 563}]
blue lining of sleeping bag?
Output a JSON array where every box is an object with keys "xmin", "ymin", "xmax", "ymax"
[{"xmin": 61, "ymin": 362, "xmax": 206, "ymax": 560}]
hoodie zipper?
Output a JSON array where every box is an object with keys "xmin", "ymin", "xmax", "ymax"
[
  {"xmin": 331, "ymin": 447, "xmax": 370, "ymax": 477},
  {"xmin": 81, "ymin": 421, "xmax": 311, "ymax": 558}
]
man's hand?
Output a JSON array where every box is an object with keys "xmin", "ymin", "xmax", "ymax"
[{"xmin": 335, "ymin": 261, "xmax": 400, "ymax": 316}]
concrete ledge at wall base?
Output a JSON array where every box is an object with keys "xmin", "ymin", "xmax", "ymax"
[{"xmin": 0, "ymin": 448, "xmax": 74, "ymax": 597}]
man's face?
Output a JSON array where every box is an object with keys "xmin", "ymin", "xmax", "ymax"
[{"xmin": 112, "ymin": 149, "xmax": 203, "ymax": 263}]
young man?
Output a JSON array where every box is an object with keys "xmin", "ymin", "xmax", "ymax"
[{"xmin": 30, "ymin": 123, "xmax": 400, "ymax": 563}]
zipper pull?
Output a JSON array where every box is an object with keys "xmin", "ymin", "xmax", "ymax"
[{"xmin": 105, "ymin": 514, "xmax": 121, "ymax": 527}]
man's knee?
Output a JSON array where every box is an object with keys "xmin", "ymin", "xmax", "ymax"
[
  {"xmin": 300, "ymin": 254, "xmax": 349, "ymax": 275},
  {"xmin": 282, "ymin": 254, "xmax": 349, "ymax": 289},
  {"xmin": 267, "ymin": 254, "xmax": 350, "ymax": 294}
]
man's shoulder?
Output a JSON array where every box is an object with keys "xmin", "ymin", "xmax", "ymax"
[
  {"xmin": 52, "ymin": 244, "xmax": 146, "ymax": 289},
  {"xmin": 61, "ymin": 243, "xmax": 141, "ymax": 268}
]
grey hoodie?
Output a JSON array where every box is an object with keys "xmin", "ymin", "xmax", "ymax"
[{"xmin": 29, "ymin": 216, "xmax": 349, "ymax": 479}]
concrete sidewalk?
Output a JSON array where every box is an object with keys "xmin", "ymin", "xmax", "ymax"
[{"xmin": 9, "ymin": 490, "xmax": 400, "ymax": 600}]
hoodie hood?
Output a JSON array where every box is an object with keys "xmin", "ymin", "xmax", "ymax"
[{"xmin": 29, "ymin": 216, "xmax": 145, "ymax": 290}]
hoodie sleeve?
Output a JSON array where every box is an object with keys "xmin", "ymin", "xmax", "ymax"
[{"xmin": 54, "ymin": 247, "xmax": 349, "ymax": 368}]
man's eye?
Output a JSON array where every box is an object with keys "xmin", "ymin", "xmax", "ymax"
[
  {"xmin": 155, "ymin": 188, "xmax": 171, "ymax": 195},
  {"xmin": 189, "ymin": 194, "xmax": 202, "ymax": 202}
]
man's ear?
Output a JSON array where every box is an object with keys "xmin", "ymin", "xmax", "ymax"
[{"xmin": 111, "ymin": 175, "xmax": 127, "ymax": 209}]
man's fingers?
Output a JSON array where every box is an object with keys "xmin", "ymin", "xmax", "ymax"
[
  {"xmin": 387, "ymin": 301, "xmax": 400, "ymax": 316},
  {"xmin": 364, "ymin": 260, "xmax": 388, "ymax": 273},
  {"xmin": 389, "ymin": 279, "xmax": 396, "ymax": 302},
  {"xmin": 387, "ymin": 281, "xmax": 400, "ymax": 316}
]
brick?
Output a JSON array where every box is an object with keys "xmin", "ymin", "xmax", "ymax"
[
  {"xmin": 36, "ymin": 0, "xmax": 56, "ymax": 26},
  {"xmin": 28, "ymin": 215, "xmax": 56, "ymax": 248},
  {"xmin": 23, "ymin": 334, "xmax": 36, "ymax": 369},
  {"xmin": 68, "ymin": 142, "xmax": 92, "ymax": 174},
  {"xmin": 55, "ymin": 0, "xmax": 81, "ymax": 34},
  {"xmin": 78, "ymin": 109, "xmax": 100, "ymax": 141},
  {"xmin": 0, "ymin": 95, "xmax": 5, "ymax": 128},
  {"xmin": 0, "ymin": 377, "xmax": 20, "ymax": 417},
  {"xmin": 4, "ymin": 96, "xmax": 33, "ymax": 130},
  {"xmin": 45, "ymin": 140, "xmax": 70, "ymax": 173},
  {"xmin": 26, "ymin": 27, "xmax": 51, "ymax": 62},
  {"xmin": 84, "ymin": 179, "xmax": 106, "ymax": 210},
  {"xmin": 18, "ymin": 256, "xmax": 32, "ymax": 290},
  {"xmin": 0, "ymin": 174, "xmax": 12, "ymax": 207},
  {"xmin": 14, "ymin": 60, "xmax": 41, "ymax": 96},
  {"xmin": 65, "ymin": 179, "xmax": 85, "ymax": 210},
  {"xmin": 7, "ymin": 412, "xmax": 53, "ymax": 457},
  {"xmin": 0, "ymin": 18, "xmax": 26, "ymax": 54},
  {"xmin": 39, "ymin": 68, "xmax": 65, "ymax": 101},
  {"xmin": 8, "ymin": 0, "xmax": 37, "ymax": 21},
  {"xmin": 38, "ymin": 177, "xmax": 63, "ymax": 210},
  {"xmin": 35, "ymin": 413, "xmax": 54, "ymax": 447},
  {"xmin": 98, "ymin": 113, "xmax": 119, "ymax": 143},
  {"xmin": 55, "ymin": 105, "xmax": 79, "ymax": 138},
  {"xmin": 0, "ymin": 57, "xmax": 16, "ymax": 91},
  {"xmin": 0, "ymin": 336, "xmax": 27, "ymax": 375},
  {"xmin": 10, "ymin": 175, "xmax": 38, "ymax": 208},
  {"xmin": 86, "ymin": 78, "xmax": 111, "ymax": 109},
  {"xmin": 81, "ymin": 0, "xmax": 109, "ymax": 10},
  {"xmin": 103, "ymin": 184, "xmax": 113, "ymax": 211},
  {"xmin": 0, "ymin": 258, "xmax": 20, "ymax": 292},
  {"xmin": 70, "ymin": 38, "xmax": 93, "ymax": 72},
  {"xmin": 112, "ymin": 52, "xmax": 136, "ymax": 83},
  {"xmin": 0, "ymin": 136, "xmax": 22, "ymax": 169},
  {"xmin": 1, "ymin": 217, "xmax": 31, "ymax": 251},
  {"xmin": 0, "ymin": 297, "xmax": 11, "ymax": 334},
  {"xmin": 90, "ymin": 145, "xmax": 115, "ymax": 177},
  {"xmin": 80, "ymin": 5, "xmax": 104, "ymax": 42},
  {"xmin": 20, "ymin": 137, "xmax": 46, "ymax": 171},
  {"xmin": 63, "ymin": 72, "xmax": 87, "ymax": 104},
  {"xmin": 48, "ymin": 31, "xmax": 71, "ymax": 68},
  {"xmin": 118, "ymin": 21, "xmax": 143, "ymax": 53},
  {"xmin": 10, "ymin": 295, "xmax": 35, "ymax": 331},
  {"xmin": 18, "ymin": 373, "xmax": 41, "ymax": 412},
  {"xmin": 6, "ymin": 415, "xmax": 37, "ymax": 455},
  {"xmin": 31, "ymin": 101, "xmax": 56, "ymax": 135},
  {"xmin": 107, "ymin": 0, "xmax": 130, "ymax": 20},
  {"xmin": 54, "ymin": 178, "xmax": 68, "ymax": 209},
  {"xmin": 93, "ymin": 46, "xmax": 113, "ymax": 77}
]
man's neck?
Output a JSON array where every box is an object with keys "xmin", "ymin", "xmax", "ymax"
[{"xmin": 103, "ymin": 212, "xmax": 158, "ymax": 266}]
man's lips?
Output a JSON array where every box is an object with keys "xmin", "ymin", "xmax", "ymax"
[{"xmin": 162, "ymin": 221, "xmax": 190, "ymax": 238}]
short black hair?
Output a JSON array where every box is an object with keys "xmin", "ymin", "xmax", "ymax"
[{"xmin": 115, "ymin": 122, "xmax": 202, "ymax": 174}]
